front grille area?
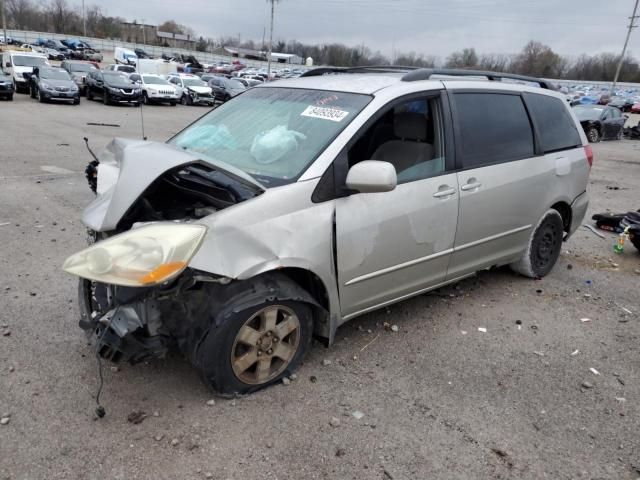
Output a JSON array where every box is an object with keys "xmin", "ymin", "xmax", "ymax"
[{"xmin": 55, "ymin": 86, "xmax": 70, "ymax": 92}]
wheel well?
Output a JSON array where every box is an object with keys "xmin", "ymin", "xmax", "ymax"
[
  {"xmin": 278, "ymin": 267, "xmax": 331, "ymax": 341},
  {"xmin": 551, "ymin": 201, "xmax": 571, "ymax": 233},
  {"xmin": 278, "ymin": 268, "xmax": 329, "ymax": 311}
]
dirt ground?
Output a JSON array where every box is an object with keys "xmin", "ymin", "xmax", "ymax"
[{"xmin": 0, "ymin": 94, "xmax": 639, "ymax": 480}]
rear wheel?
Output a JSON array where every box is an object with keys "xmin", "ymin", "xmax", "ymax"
[
  {"xmin": 87, "ymin": 89, "xmax": 93, "ymax": 101},
  {"xmin": 36, "ymin": 88, "xmax": 45, "ymax": 103},
  {"xmin": 103, "ymin": 91, "xmax": 110, "ymax": 105},
  {"xmin": 510, "ymin": 209, "xmax": 564, "ymax": 278},
  {"xmin": 587, "ymin": 127, "xmax": 600, "ymax": 143},
  {"xmin": 142, "ymin": 91, "xmax": 149, "ymax": 104}
]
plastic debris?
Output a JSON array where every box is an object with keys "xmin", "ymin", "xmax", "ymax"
[
  {"xmin": 0, "ymin": 222, "xmax": 10, "ymax": 227},
  {"xmin": 461, "ymin": 330, "xmax": 468, "ymax": 335},
  {"xmin": 590, "ymin": 368, "xmax": 600, "ymax": 375},
  {"xmin": 580, "ymin": 318, "xmax": 591, "ymax": 323},
  {"xmin": 571, "ymin": 349, "xmax": 580, "ymax": 356},
  {"xmin": 533, "ymin": 351, "xmax": 545, "ymax": 356},
  {"xmin": 478, "ymin": 327, "xmax": 487, "ymax": 333},
  {"xmin": 352, "ymin": 411, "xmax": 364, "ymax": 420}
]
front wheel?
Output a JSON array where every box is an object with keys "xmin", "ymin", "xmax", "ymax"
[
  {"xmin": 510, "ymin": 209, "xmax": 564, "ymax": 278},
  {"xmin": 103, "ymin": 92, "xmax": 110, "ymax": 105},
  {"xmin": 170, "ymin": 100, "xmax": 176, "ymax": 106},
  {"xmin": 587, "ymin": 127, "xmax": 600, "ymax": 143},
  {"xmin": 180, "ymin": 94, "xmax": 188, "ymax": 105},
  {"xmin": 198, "ymin": 291, "xmax": 313, "ymax": 396},
  {"xmin": 87, "ymin": 89, "xmax": 93, "ymax": 101},
  {"xmin": 37, "ymin": 88, "xmax": 45, "ymax": 103},
  {"xmin": 142, "ymin": 92, "xmax": 149, "ymax": 105}
]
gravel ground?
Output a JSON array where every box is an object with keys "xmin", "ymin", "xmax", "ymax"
[{"xmin": 0, "ymin": 94, "xmax": 639, "ymax": 480}]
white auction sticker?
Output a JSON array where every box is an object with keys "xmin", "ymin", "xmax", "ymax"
[{"xmin": 301, "ymin": 105, "xmax": 349, "ymax": 122}]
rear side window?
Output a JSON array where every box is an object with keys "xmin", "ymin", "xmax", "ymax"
[
  {"xmin": 453, "ymin": 93, "xmax": 534, "ymax": 168},
  {"xmin": 524, "ymin": 93, "xmax": 582, "ymax": 153}
]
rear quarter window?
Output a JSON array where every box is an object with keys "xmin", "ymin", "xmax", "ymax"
[
  {"xmin": 453, "ymin": 92, "xmax": 535, "ymax": 168},
  {"xmin": 523, "ymin": 93, "xmax": 582, "ymax": 153}
]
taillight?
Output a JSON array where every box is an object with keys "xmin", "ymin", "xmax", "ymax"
[{"xmin": 584, "ymin": 145, "xmax": 593, "ymax": 168}]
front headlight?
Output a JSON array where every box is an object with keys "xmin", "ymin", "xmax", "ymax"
[
  {"xmin": 40, "ymin": 82, "xmax": 53, "ymax": 90},
  {"xmin": 62, "ymin": 224, "xmax": 207, "ymax": 287}
]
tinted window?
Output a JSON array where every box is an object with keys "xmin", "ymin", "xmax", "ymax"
[
  {"xmin": 454, "ymin": 93, "xmax": 534, "ymax": 168},
  {"xmin": 524, "ymin": 93, "xmax": 582, "ymax": 153},
  {"xmin": 610, "ymin": 108, "xmax": 621, "ymax": 118}
]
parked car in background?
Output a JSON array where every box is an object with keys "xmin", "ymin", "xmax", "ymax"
[
  {"xmin": 1, "ymin": 50, "xmax": 49, "ymax": 93},
  {"xmin": 60, "ymin": 60, "xmax": 97, "ymax": 95},
  {"xmin": 83, "ymin": 49, "xmax": 103, "ymax": 62},
  {"xmin": 38, "ymin": 39, "xmax": 70, "ymax": 56},
  {"xmin": 236, "ymin": 77, "xmax": 263, "ymax": 88},
  {"xmin": 167, "ymin": 73, "xmax": 214, "ymax": 106},
  {"xmin": 105, "ymin": 64, "xmax": 137, "ymax": 75},
  {"xmin": 629, "ymin": 102, "xmax": 640, "ymax": 113},
  {"xmin": 598, "ymin": 94, "xmax": 611, "ymax": 105},
  {"xmin": 573, "ymin": 104, "xmax": 626, "ymax": 142},
  {"xmin": 28, "ymin": 66, "xmax": 79, "ymax": 104},
  {"xmin": 203, "ymin": 75, "xmax": 246, "ymax": 102},
  {"xmin": 114, "ymin": 47, "xmax": 138, "ymax": 66},
  {"xmin": 129, "ymin": 73, "xmax": 179, "ymax": 105},
  {"xmin": 134, "ymin": 48, "xmax": 153, "ymax": 59},
  {"xmin": 0, "ymin": 71, "xmax": 15, "ymax": 100},
  {"xmin": 86, "ymin": 70, "xmax": 142, "ymax": 106},
  {"xmin": 608, "ymin": 97, "xmax": 634, "ymax": 112}
]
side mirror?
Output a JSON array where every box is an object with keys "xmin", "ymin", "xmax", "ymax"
[{"xmin": 346, "ymin": 160, "xmax": 397, "ymax": 194}]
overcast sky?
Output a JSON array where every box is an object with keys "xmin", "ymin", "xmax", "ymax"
[{"xmin": 98, "ymin": 0, "xmax": 638, "ymax": 59}]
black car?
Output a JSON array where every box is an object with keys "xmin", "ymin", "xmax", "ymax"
[
  {"xmin": 134, "ymin": 48, "xmax": 153, "ymax": 59},
  {"xmin": 202, "ymin": 75, "xmax": 246, "ymax": 102},
  {"xmin": 0, "ymin": 72, "xmax": 14, "ymax": 100},
  {"xmin": 86, "ymin": 70, "xmax": 142, "ymax": 106},
  {"xmin": 29, "ymin": 66, "xmax": 80, "ymax": 104},
  {"xmin": 572, "ymin": 104, "xmax": 626, "ymax": 143},
  {"xmin": 608, "ymin": 97, "xmax": 634, "ymax": 113}
]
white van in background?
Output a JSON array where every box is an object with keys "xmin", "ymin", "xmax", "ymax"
[
  {"xmin": 0, "ymin": 50, "xmax": 49, "ymax": 93},
  {"xmin": 136, "ymin": 58, "xmax": 179, "ymax": 76},
  {"xmin": 114, "ymin": 47, "xmax": 138, "ymax": 66}
]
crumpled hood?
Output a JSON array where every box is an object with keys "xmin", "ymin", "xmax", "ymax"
[
  {"xmin": 82, "ymin": 138, "xmax": 264, "ymax": 232},
  {"xmin": 188, "ymin": 86, "xmax": 212, "ymax": 95}
]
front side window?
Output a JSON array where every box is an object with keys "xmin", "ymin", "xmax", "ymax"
[
  {"xmin": 523, "ymin": 93, "xmax": 582, "ymax": 153},
  {"xmin": 347, "ymin": 95, "xmax": 446, "ymax": 183},
  {"xmin": 169, "ymin": 87, "xmax": 371, "ymax": 187},
  {"xmin": 454, "ymin": 93, "xmax": 534, "ymax": 168}
]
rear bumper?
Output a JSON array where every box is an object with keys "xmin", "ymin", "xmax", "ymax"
[{"xmin": 568, "ymin": 191, "xmax": 589, "ymax": 238}]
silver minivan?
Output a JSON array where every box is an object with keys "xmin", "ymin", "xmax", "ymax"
[{"xmin": 64, "ymin": 68, "xmax": 591, "ymax": 395}]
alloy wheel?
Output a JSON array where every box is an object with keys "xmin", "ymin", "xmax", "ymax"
[{"xmin": 230, "ymin": 305, "xmax": 300, "ymax": 385}]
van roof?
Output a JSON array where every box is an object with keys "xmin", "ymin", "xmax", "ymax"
[{"xmin": 272, "ymin": 67, "xmax": 557, "ymax": 96}]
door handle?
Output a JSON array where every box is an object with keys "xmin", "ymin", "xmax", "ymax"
[
  {"xmin": 433, "ymin": 187, "xmax": 456, "ymax": 198},
  {"xmin": 461, "ymin": 182, "xmax": 482, "ymax": 191}
]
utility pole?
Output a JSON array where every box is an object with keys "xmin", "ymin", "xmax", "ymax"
[
  {"xmin": 612, "ymin": 0, "xmax": 639, "ymax": 94},
  {"xmin": 2, "ymin": 0, "xmax": 8, "ymax": 46},
  {"xmin": 82, "ymin": 0, "xmax": 86, "ymax": 37},
  {"xmin": 141, "ymin": 18, "xmax": 146, "ymax": 46},
  {"xmin": 267, "ymin": 0, "xmax": 278, "ymax": 82}
]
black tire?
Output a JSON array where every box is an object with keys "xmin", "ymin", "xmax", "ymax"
[
  {"xmin": 180, "ymin": 94, "xmax": 188, "ymax": 105},
  {"xmin": 587, "ymin": 127, "xmax": 600, "ymax": 143},
  {"xmin": 30, "ymin": 84, "xmax": 36, "ymax": 98},
  {"xmin": 87, "ymin": 89, "xmax": 93, "ymax": 101},
  {"xmin": 510, "ymin": 209, "xmax": 564, "ymax": 278},
  {"xmin": 7, "ymin": 94, "xmax": 13, "ymax": 101},
  {"xmin": 103, "ymin": 92, "xmax": 110, "ymax": 105},
  {"xmin": 142, "ymin": 91, "xmax": 149, "ymax": 104},
  {"xmin": 197, "ymin": 279, "xmax": 313, "ymax": 396},
  {"xmin": 73, "ymin": 98, "xmax": 80, "ymax": 105},
  {"xmin": 170, "ymin": 101, "xmax": 176, "ymax": 106},
  {"xmin": 37, "ymin": 88, "xmax": 45, "ymax": 103}
]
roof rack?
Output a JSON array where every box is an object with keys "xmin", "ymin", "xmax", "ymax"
[
  {"xmin": 400, "ymin": 68, "xmax": 555, "ymax": 89},
  {"xmin": 300, "ymin": 65, "xmax": 419, "ymax": 77}
]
